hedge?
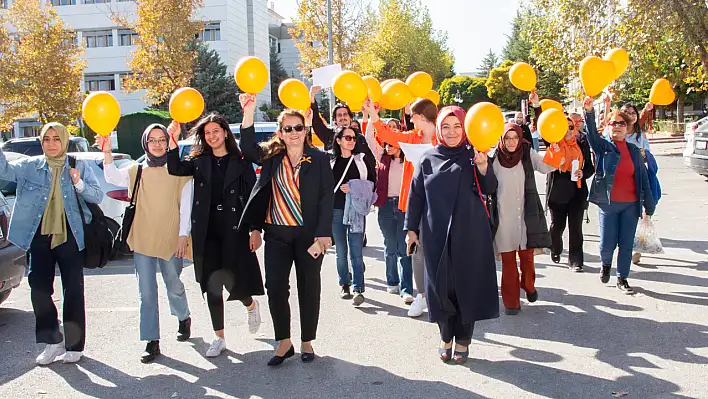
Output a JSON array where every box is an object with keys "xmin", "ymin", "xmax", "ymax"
[{"xmin": 116, "ymin": 110, "xmax": 172, "ymax": 159}]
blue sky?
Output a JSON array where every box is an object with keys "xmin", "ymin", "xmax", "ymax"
[{"xmin": 270, "ymin": 0, "xmax": 521, "ymax": 74}]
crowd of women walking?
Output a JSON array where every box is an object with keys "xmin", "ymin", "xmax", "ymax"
[{"xmin": 0, "ymin": 87, "xmax": 659, "ymax": 368}]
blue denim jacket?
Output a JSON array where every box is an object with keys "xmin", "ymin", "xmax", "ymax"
[
  {"xmin": 585, "ymin": 111, "xmax": 656, "ymax": 216},
  {"xmin": 0, "ymin": 149, "xmax": 104, "ymax": 251}
]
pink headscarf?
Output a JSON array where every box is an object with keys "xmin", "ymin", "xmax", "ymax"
[{"xmin": 435, "ymin": 106, "xmax": 468, "ymax": 147}]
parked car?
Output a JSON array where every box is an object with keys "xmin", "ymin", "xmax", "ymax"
[
  {"xmin": 0, "ymin": 151, "xmax": 30, "ymax": 196},
  {"xmin": 685, "ymin": 122, "xmax": 708, "ymax": 178},
  {"xmin": 685, "ymin": 116, "xmax": 708, "ymax": 140},
  {"xmin": 1, "ymin": 136, "xmax": 90, "ymax": 157},
  {"xmin": 0, "ymin": 195, "xmax": 26, "ymax": 306}
]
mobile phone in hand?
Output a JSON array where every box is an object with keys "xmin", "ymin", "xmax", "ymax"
[
  {"xmin": 308, "ymin": 241, "xmax": 323, "ymax": 259},
  {"xmin": 408, "ymin": 242, "xmax": 418, "ymax": 256}
]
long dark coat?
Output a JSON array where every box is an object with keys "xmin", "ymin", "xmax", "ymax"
[
  {"xmin": 166, "ymin": 148, "xmax": 265, "ymax": 300},
  {"xmin": 405, "ymin": 144, "xmax": 500, "ymax": 324}
]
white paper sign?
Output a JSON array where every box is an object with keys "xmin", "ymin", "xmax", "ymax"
[
  {"xmin": 399, "ymin": 143, "xmax": 434, "ymax": 174},
  {"xmin": 312, "ymin": 64, "xmax": 342, "ymax": 88},
  {"xmin": 571, "ymin": 159, "xmax": 580, "ymax": 181}
]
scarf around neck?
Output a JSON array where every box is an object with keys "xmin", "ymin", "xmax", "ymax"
[{"xmin": 40, "ymin": 122, "xmax": 70, "ymax": 249}]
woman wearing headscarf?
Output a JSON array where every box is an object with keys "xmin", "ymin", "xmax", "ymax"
[
  {"xmin": 490, "ymin": 123, "xmax": 555, "ymax": 315},
  {"xmin": 405, "ymin": 106, "xmax": 499, "ymax": 364},
  {"xmin": 97, "ymin": 125, "xmax": 193, "ymax": 364},
  {"xmin": 167, "ymin": 113, "xmax": 265, "ymax": 358},
  {"xmin": 544, "ymin": 117, "xmax": 595, "ymax": 272},
  {"xmin": 0, "ymin": 123, "xmax": 103, "ymax": 365}
]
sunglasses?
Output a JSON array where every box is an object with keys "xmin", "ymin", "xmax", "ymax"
[
  {"xmin": 340, "ymin": 135, "xmax": 356, "ymax": 142},
  {"xmin": 608, "ymin": 121, "xmax": 628, "ymax": 127},
  {"xmin": 282, "ymin": 124, "xmax": 306, "ymax": 134}
]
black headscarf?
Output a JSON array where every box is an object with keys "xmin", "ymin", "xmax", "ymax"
[{"xmin": 141, "ymin": 124, "xmax": 170, "ymax": 167}]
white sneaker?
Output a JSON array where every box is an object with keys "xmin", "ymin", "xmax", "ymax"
[
  {"xmin": 58, "ymin": 351, "xmax": 82, "ymax": 364},
  {"xmin": 205, "ymin": 338, "xmax": 226, "ymax": 358},
  {"xmin": 247, "ymin": 299, "xmax": 262, "ymax": 334},
  {"xmin": 387, "ymin": 286, "xmax": 400, "ymax": 295},
  {"xmin": 402, "ymin": 292, "xmax": 415, "ymax": 304},
  {"xmin": 36, "ymin": 343, "xmax": 66, "ymax": 366},
  {"xmin": 407, "ymin": 294, "xmax": 427, "ymax": 318}
]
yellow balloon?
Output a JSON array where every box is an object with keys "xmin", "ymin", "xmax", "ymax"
[
  {"xmin": 649, "ymin": 78, "xmax": 676, "ymax": 106},
  {"xmin": 311, "ymin": 133, "xmax": 324, "ymax": 147},
  {"xmin": 540, "ymin": 99, "xmax": 563, "ymax": 112},
  {"xmin": 464, "ymin": 102, "xmax": 505, "ymax": 152},
  {"xmin": 235, "ymin": 56, "xmax": 269, "ymax": 94},
  {"xmin": 363, "ymin": 76, "xmax": 382, "ymax": 103},
  {"xmin": 509, "ymin": 62, "xmax": 537, "ymax": 92},
  {"xmin": 82, "ymin": 91, "xmax": 120, "ymax": 136},
  {"xmin": 604, "ymin": 48, "xmax": 629, "ymax": 81},
  {"xmin": 380, "ymin": 80, "xmax": 412, "ymax": 110},
  {"xmin": 579, "ymin": 56, "xmax": 616, "ymax": 97},
  {"xmin": 406, "ymin": 71, "xmax": 433, "ymax": 97},
  {"xmin": 348, "ymin": 100, "xmax": 364, "ymax": 113},
  {"xmin": 169, "ymin": 87, "xmax": 205, "ymax": 123},
  {"xmin": 278, "ymin": 78, "xmax": 310, "ymax": 111},
  {"xmin": 538, "ymin": 109, "xmax": 568, "ymax": 143},
  {"xmin": 423, "ymin": 90, "xmax": 440, "ymax": 106},
  {"xmin": 332, "ymin": 71, "xmax": 367, "ymax": 104}
]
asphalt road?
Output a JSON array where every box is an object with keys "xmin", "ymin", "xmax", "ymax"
[{"xmin": 1, "ymin": 142, "xmax": 706, "ymax": 399}]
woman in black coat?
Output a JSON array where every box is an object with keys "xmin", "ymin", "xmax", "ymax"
[
  {"xmin": 238, "ymin": 94, "xmax": 334, "ymax": 366},
  {"xmin": 546, "ymin": 117, "xmax": 595, "ymax": 272},
  {"xmin": 166, "ymin": 113, "xmax": 265, "ymax": 358},
  {"xmin": 405, "ymin": 106, "xmax": 499, "ymax": 365}
]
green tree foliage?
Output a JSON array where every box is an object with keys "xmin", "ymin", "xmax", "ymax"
[
  {"xmin": 438, "ymin": 76, "xmax": 490, "ymax": 109},
  {"xmin": 502, "ymin": 13, "xmax": 532, "ymax": 62},
  {"xmin": 190, "ymin": 43, "xmax": 242, "ymax": 122},
  {"xmin": 354, "ymin": 0, "xmax": 454, "ymax": 85},
  {"xmin": 476, "ymin": 49, "xmax": 498, "ymax": 78},
  {"xmin": 485, "ymin": 60, "xmax": 521, "ymax": 110}
]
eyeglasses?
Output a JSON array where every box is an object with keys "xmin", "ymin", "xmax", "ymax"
[
  {"xmin": 504, "ymin": 136, "xmax": 520, "ymax": 143},
  {"xmin": 147, "ymin": 138, "xmax": 167, "ymax": 146},
  {"xmin": 282, "ymin": 124, "xmax": 306, "ymax": 134},
  {"xmin": 608, "ymin": 121, "xmax": 628, "ymax": 127},
  {"xmin": 340, "ymin": 135, "xmax": 356, "ymax": 142}
]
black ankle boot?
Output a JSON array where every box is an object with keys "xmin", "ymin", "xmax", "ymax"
[
  {"xmin": 177, "ymin": 317, "xmax": 191, "ymax": 341},
  {"xmin": 600, "ymin": 265, "xmax": 611, "ymax": 283},
  {"xmin": 141, "ymin": 340, "xmax": 160, "ymax": 364}
]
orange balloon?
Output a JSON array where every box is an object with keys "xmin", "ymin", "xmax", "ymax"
[
  {"xmin": 604, "ymin": 48, "xmax": 629, "ymax": 81},
  {"xmin": 406, "ymin": 71, "xmax": 433, "ymax": 97},
  {"xmin": 363, "ymin": 76, "xmax": 382, "ymax": 103},
  {"xmin": 82, "ymin": 91, "xmax": 120, "ymax": 136},
  {"xmin": 235, "ymin": 56, "xmax": 269, "ymax": 94},
  {"xmin": 278, "ymin": 78, "xmax": 310, "ymax": 110},
  {"xmin": 333, "ymin": 71, "xmax": 367, "ymax": 104},
  {"xmin": 379, "ymin": 80, "xmax": 412, "ymax": 110},
  {"xmin": 579, "ymin": 56, "xmax": 616, "ymax": 97},
  {"xmin": 649, "ymin": 78, "xmax": 676, "ymax": 106},
  {"xmin": 509, "ymin": 62, "xmax": 537, "ymax": 92},
  {"xmin": 169, "ymin": 87, "xmax": 205, "ymax": 123},
  {"xmin": 538, "ymin": 109, "xmax": 568, "ymax": 143},
  {"xmin": 311, "ymin": 133, "xmax": 324, "ymax": 147},
  {"xmin": 464, "ymin": 102, "xmax": 505, "ymax": 152},
  {"xmin": 540, "ymin": 99, "xmax": 563, "ymax": 112}
]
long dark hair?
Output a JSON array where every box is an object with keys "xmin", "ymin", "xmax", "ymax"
[
  {"xmin": 332, "ymin": 126, "xmax": 361, "ymax": 159},
  {"xmin": 620, "ymin": 103, "xmax": 642, "ymax": 136},
  {"xmin": 382, "ymin": 142, "xmax": 405, "ymax": 163},
  {"xmin": 188, "ymin": 113, "xmax": 241, "ymax": 158}
]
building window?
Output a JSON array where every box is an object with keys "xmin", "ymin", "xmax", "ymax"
[
  {"xmin": 83, "ymin": 0, "xmax": 109, "ymax": 3},
  {"xmin": 118, "ymin": 29, "xmax": 138, "ymax": 46},
  {"xmin": 84, "ymin": 30, "xmax": 113, "ymax": 48},
  {"xmin": 51, "ymin": 0, "xmax": 76, "ymax": 5},
  {"xmin": 199, "ymin": 23, "xmax": 221, "ymax": 42},
  {"xmin": 85, "ymin": 74, "xmax": 116, "ymax": 91}
]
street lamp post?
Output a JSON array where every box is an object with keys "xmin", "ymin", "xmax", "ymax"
[
  {"xmin": 454, "ymin": 89, "xmax": 463, "ymax": 105},
  {"xmin": 327, "ymin": 0, "xmax": 334, "ymax": 120}
]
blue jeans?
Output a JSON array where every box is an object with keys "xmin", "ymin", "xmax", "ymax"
[
  {"xmin": 598, "ymin": 202, "xmax": 640, "ymax": 278},
  {"xmin": 532, "ymin": 137, "xmax": 539, "ymax": 152},
  {"xmin": 377, "ymin": 197, "xmax": 413, "ymax": 296},
  {"xmin": 332, "ymin": 208, "xmax": 365, "ymax": 292},
  {"xmin": 134, "ymin": 253, "xmax": 190, "ymax": 341}
]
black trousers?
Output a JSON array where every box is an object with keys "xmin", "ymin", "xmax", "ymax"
[
  {"xmin": 549, "ymin": 194, "xmax": 587, "ymax": 265},
  {"xmin": 264, "ymin": 225, "xmax": 323, "ymax": 342},
  {"xmin": 28, "ymin": 226, "xmax": 86, "ymax": 351}
]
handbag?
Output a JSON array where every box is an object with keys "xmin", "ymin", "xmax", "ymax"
[
  {"xmin": 121, "ymin": 165, "xmax": 143, "ymax": 242},
  {"xmin": 69, "ymin": 156, "xmax": 115, "ymax": 269}
]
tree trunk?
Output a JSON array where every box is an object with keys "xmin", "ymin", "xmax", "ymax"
[{"xmin": 676, "ymin": 91, "xmax": 685, "ymax": 125}]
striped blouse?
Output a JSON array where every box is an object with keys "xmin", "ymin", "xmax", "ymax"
[{"xmin": 266, "ymin": 155, "xmax": 304, "ymax": 226}]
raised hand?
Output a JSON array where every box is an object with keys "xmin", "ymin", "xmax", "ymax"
[{"xmin": 239, "ymin": 93, "xmax": 257, "ymax": 114}]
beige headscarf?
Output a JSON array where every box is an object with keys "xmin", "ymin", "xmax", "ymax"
[{"xmin": 40, "ymin": 122, "xmax": 70, "ymax": 249}]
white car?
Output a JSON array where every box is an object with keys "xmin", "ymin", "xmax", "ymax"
[{"xmin": 685, "ymin": 116, "xmax": 708, "ymax": 140}]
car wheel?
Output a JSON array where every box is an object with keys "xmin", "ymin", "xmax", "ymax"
[{"xmin": 0, "ymin": 290, "xmax": 11, "ymax": 305}]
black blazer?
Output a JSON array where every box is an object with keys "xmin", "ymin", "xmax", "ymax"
[{"xmin": 238, "ymin": 125, "xmax": 335, "ymax": 239}]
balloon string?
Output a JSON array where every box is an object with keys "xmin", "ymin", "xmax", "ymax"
[{"xmin": 243, "ymin": 99, "xmax": 253, "ymax": 108}]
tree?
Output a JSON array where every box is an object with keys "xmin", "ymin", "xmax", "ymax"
[
  {"xmin": 438, "ymin": 76, "xmax": 489, "ymax": 110},
  {"xmin": 289, "ymin": 0, "xmax": 368, "ymax": 78},
  {"xmin": 353, "ymin": 0, "xmax": 455, "ymax": 85},
  {"xmin": 189, "ymin": 43, "xmax": 242, "ymax": 122},
  {"xmin": 269, "ymin": 47, "xmax": 289, "ymax": 109},
  {"xmin": 113, "ymin": 0, "xmax": 203, "ymax": 104},
  {"xmin": 502, "ymin": 14, "xmax": 532, "ymax": 62},
  {"xmin": 485, "ymin": 60, "xmax": 520, "ymax": 110},
  {"xmin": 476, "ymin": 49, "xmax": 498, "ymax": 78},
  {"xmin": 0, "ymin": 0, "xmax": 86, "ymax": 129}
]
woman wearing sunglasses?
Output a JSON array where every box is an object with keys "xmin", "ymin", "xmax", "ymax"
[
  {"xmin": 167, "ymin": 114, "xmax": 265, "ymax": 358},
  {"xmin": 330, "ymin": 126, "xmax": 376, "ymax": 306},
  {"xmin": 583, "ymin": 97, "xmax": 655, "ymax": 294},
  {"xmin": 238, "ymin": 94, "xmax": 334, "ymax": 366},
  {"xmin": 545, "ymin": 117, "xmax": 595, "ymax": 272}
]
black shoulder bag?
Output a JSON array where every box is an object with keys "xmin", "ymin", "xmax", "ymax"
[
  {"xmin": 69, "ymin": 156, "xmax": 114, "ymax": 269},
  {"xmin": 121, "ymin": 165, "xmax": 143, "ymax": 242}
]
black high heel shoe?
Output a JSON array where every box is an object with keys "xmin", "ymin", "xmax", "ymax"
[
  {"xmin": 301, "ymin": 351, "xmax": 316, "ymax": 363},
  {"xmin": 267, "ymin": 345, "xmax": 295, "ymax": 366}
]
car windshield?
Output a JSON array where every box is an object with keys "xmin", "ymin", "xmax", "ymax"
[{"xmin": 1, "ymin": 140, "xmax": 42, "ymax": 156}]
